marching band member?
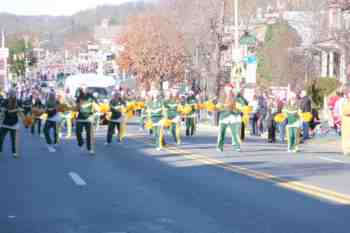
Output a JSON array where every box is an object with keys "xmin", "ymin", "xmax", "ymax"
[
  {"xmin": 21, "ymin": 93, "xmax": 32, "ymax": 128},
  {"xmin": 43, "ymin": 92, "xmax": 60, "ymax": 152},
  {"xmin": 163, "ymin": 90, "xmax": 181, "ymax": 145},
  {"xmin": 0, "ymin": 90, "xmax": 24, "ymax": 158},
  {"xmin": 75, "ymin": 87, "xmax": 98, "ymax": 155},
  {"xmin": 217, "ymin": 94, "xmax": 242, "ymax": 152},
  {"xmin": 148, "ymin": 91, "xmax": 164, "ymax": 150},
  {"xmin": 58, "ymin": 93, "xmax": 73, "ymax": 139},
  {"xmin": 31, "ymin": 93, "xmax": 44, "ymax": 136},
  {"xmin": 185, "ymin": 90, "xmax": 198, "ymax": 137},
  {"xmin": 284, "ymin": 95, "xmax": 300, "ymax": 153},
  {"xmin": 105, "ymin": 91, "xmax": 126, "ymax": 146}
]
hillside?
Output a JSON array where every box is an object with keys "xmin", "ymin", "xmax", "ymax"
[{"xmin": 0, "ymin": 1, "xmax": 148, "ymax": 49}]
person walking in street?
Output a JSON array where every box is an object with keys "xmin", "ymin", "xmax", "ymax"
[
  {"xmin": 31, "ymin": 93, "xmax": 44, "ymax": 136},
  {"xmin": 266, "ymin": 100, "xmax": 277, "ymax": 143},
  {"xmin": 105, "ymin": 91, "xmax": 126, "ymax": 146},
  {"xmin": 185, "ymin": 91, "xmax": 198, "ymax": 137},
  {"xmin": 148, "ymin": 91, "xmax": 164, "ymax": 150},
  {"xmin": 0, "ymin": 90, "xmax": 24, "ymax": 158},
  {"xmin": 284, "ymin": 96, "xmax": 301, "ymax": 153},
  {"xmin": 299, "ymin": 90, "xmax": 312, "ymax": 142},
  {"xmin": 75, "ymin": 87, "xmax": 98, "ymax": 155},
  {"xmin": 217, "ymin": 94, "xmax": 242, "ymax": 152},
  {"xmin": 43, "ymin": 92, "xmax": 60, "ymax": 153},
  {"xmin": 163, "ymin": 90, "xmax": 181, "ymax": 145}
]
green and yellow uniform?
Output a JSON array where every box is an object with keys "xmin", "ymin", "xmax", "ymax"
[
  {"xmin": 43, "ymin": 99, "xmax": 59, "ymax": 146},
  {"xmin": 0, "ymin": 98, "xmax": 23, "ymax": 157},
  {"xmin": 106, "ymin": 98, "xmax": 126, "ymax": 144},
  {"xmin": 284, "ymin": 106, "xmax": 300, "ymax": 152},
  {"xmin": 164, "ymin": 99, "xmax": 181, "ymax": 144},
  {"xmin": 31, "ymin": 99, "xmax": 44, "ymax": 135},
  {"xmin": 76, "ymin": 94, "xmax": 96, "ymax": 154},
  {"xmin": 185, "ymin": 95, "xmax": 197, "ymax": 136},
  {"xmin": 217, "ymin": 107, "xmax": 242, "ymax": 152},
  {"xmin": 149, "ymin": 99, "xmax": 163, "ymax": 149}
]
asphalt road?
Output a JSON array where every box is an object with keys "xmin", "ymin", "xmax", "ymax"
[{"xmin": 0, "ymin": 122, "xmax": 350, "ymax": 233}]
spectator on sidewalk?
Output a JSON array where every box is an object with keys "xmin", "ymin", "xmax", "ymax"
[
  {"xmin": 250, "ymin": 94, "xmax": 259, "ymax": 136},
  {"xmin": 341, "ymin": 91, "xmax": 350, "ymax": 156},
  {"xmin": 299, "ymin": 90, "xmax": 312, "ymax": 142},
  {"xmin": 257, "ymin": 92, "xmax": 268, "ymax": 136}
]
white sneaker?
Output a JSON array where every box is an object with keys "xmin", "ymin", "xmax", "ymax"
[
  {"xmin": 13, "ymin": 153, "xmax": 19, "ymax": 158},
  {"xmin": 89, "ymin": 150, "xmax": 95, "ymax": 156},
  {"xmin": 156, "ymin": 147, "xmax": 161, "ymax": 151},
  {"xmin": 48, "ymin": 145, "xmax": 56, "ymax": 153},
  {"xmin": 104, "ymin": 142, "xmax": 111, "ymax": 147}
]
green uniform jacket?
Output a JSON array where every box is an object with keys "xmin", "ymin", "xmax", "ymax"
[
  {"xmin": 149, "ymin": 100, "xmax": 163, "ymax": 122},
  {"xmin": 109, "ymin": 99, "xmax": 126, "ymax": 120},
  {"xmin": 163, "ymin": 100, "xmax": 178, "ymax": 119},
  {"xmin": 77, "ymin": 95, "xmax": 95, "ymax": 120}
]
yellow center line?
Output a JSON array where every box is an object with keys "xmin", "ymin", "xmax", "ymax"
[{"xmin": 128, "ymin": 133, "xmax": 350, "ymax": 205}]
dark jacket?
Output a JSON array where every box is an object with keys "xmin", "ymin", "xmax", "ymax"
[{"xmin": 299, "ymin": 96, "xmax": 312, "ymax": 113}]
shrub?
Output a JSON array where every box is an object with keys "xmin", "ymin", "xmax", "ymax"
[{"xmin": 307, "ymin": 77, "xmax": 340, "ymax": 108}]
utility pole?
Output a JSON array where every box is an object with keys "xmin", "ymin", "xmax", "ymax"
[{"xmin": 234, "ymin": 0, "xmax": 239, "ymax": 54}]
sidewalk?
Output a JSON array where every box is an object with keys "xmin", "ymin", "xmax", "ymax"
[{"xmin": 197, "ymin": 122, "xmax": 343, "ymax": 153}]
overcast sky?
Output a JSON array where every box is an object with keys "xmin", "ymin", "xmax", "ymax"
[{"xmin": 1, "ymin": 0, "xmax": 136, "ymax": 16}]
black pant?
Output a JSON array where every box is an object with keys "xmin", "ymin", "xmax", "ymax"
[
  {"xmin": 76, "ymin": 121, "xmax": 92, "ymax": 150},
  {"xmin": 107, "ymin": 121, "xmax": 121, "ymax": 143},
  {"xmin": 31, "ymin": 118, "xmax": 42, "ymax": 135},
  {"xmin": 240, "ymin": 122, "xmax": 245, "ymax": 141},
  {"xmin": 251, "ymin": 113, "xmax": 259, "ymax": 136},
  {"xmin": 44, "ymin": 120, "xmax": 58, "ymax": 145},
  {"xmin": 0, "ymin": 127, "xmax": 16, "ymax": 153},
  {"xmin": 268, "ymin": 121, "xmax": 276, "ymax": 143}
]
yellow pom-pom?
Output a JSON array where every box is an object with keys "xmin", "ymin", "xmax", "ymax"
[
  {"xmin": 98, "ymin": 103, "xmax": 110, "ymax": 113},
  {"xmin": 205, "ymin": 102, "xmax": 216, "ymax": 112},
  {"xmin": 197, "ymin": 103, "xmax": 205, "ymax": 110},
  {"xmin": 40, "ymin": 113, "xmax": 48, "ymax": 120},
  {"xmin": 162, "ymin": 119, "xmax": 173, "ymax": 128},
  {"xmin": 300, "ymin": 112, "xmax": 313, "ymax": 122},
  {"xmin": 145, "ymin": 120, "xmax": 153, "ymax": 129},
  {"xmin": 215, "ymin": 103, "xmax": 224, "ymax": 111},
  {"xmin": 23, "ymin": 116, "xmax": 33, "ymax": 127},
  {"xmin": 274, "ymin": 113, "xmax": 287, "ymax": 123},
  {"xmin": 182, "ymin": 105, "xmax": 192, "ymax": 115},
  {"xmin": 136, "ymin": 101, "xmax": 145, "ymax": 110},
  {"xmin": 126, "ymin": 110, "xmax": 134, "ymax": 120},
  {"xmin": 242, "ymin": 106, "xmax": 253, "ymax": 115},
  {"xmin": 70, "ymin": 112, "xmax": 78, "ymax": 119}
]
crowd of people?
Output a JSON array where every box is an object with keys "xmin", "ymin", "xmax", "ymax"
[{"xmin": 0, "ymin": 81, "xmax": 349, "ymax": 158}]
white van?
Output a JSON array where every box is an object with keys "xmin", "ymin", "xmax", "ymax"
[{"xmin": 64, "ymin": 73, "xmax": 117, "ymax": 101}]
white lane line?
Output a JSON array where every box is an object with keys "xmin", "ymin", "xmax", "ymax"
[
  {"xmin": 68, "ymin": 172, "xmax": 87, "ymax": 186},
  {"xmin": 319, "ymin": 157, "xmax": 347, "ymax": 164}
]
